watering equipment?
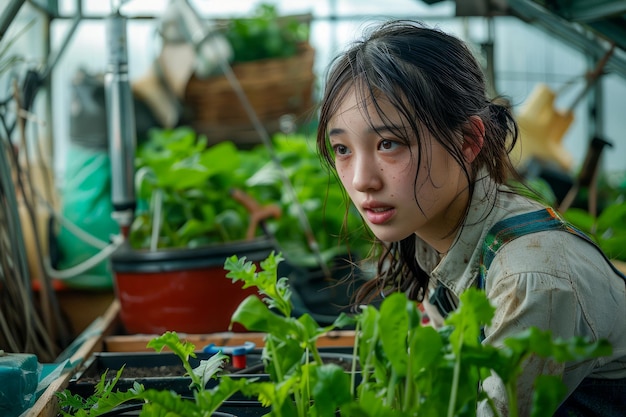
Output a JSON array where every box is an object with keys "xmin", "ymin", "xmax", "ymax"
[{"xmin": 104, "ymin": 6, "xmax": 137, "ymax": 235}]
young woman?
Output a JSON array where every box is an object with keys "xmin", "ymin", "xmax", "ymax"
[{"xmin": 316, "ymin": 19, "xmax": 626, "ymax": 416}]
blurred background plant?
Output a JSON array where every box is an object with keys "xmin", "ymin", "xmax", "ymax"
[
  {"xmin": 222, "ymin": 3, "xmax": 309, "ymax": 63},
  {"xmin": 129, "ymin": 127, "xmax": 371, "ymax": 269}
]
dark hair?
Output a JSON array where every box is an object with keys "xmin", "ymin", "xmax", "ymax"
[{"xmin": 316, "ymin": 20, "xmax": 520, "ymax": 304}]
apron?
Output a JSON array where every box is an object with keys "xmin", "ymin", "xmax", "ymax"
[{"xmin": 432, "ymin": 207, "xmax": 626, "ymax": 416}]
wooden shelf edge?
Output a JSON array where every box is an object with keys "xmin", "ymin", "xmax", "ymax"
[
  {"xmin": 24, "ymin": 300, "xmax": 121, "ymax": 417},
  {"xmin": 104, "ymin": 329, "xmax": 356, "ymax": 353}
]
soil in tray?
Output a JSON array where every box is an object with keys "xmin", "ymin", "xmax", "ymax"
[
  {"xmin": 76, "ymin": 360, "xmax": 261, "ymax": 384},
  {"xmin": 69, "ymin": 347, "xmax": 357, "ymax": 396},
  {"xmin": 70, "ymin": 351, "xmax": 265, "ymax": 387}
]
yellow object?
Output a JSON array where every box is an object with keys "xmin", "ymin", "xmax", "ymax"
[{"xmin": 511, "ymin": 83, "xmax": 574, "ymax": 172}]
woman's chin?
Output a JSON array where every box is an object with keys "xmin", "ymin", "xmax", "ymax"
[{"xmin": 370, "ymin": 226, "xmax": 414, "ymax": 243}]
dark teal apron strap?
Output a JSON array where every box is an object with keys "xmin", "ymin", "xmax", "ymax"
[{"xmin": 479, "ymin": 207, "xmax": 626, "ymax": 290}]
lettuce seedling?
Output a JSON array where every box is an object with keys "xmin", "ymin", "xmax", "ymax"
[{"xmin": 226, "ymin": 252, "xmax": 612, "ymax": 417}]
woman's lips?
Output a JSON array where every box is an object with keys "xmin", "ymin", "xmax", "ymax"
[{"xmin": 364, "ymin": 206, "xmax": 395, "ymax": 225}]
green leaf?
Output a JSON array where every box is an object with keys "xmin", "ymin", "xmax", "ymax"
[
  {"xmin": 192, "ymin": 352, "xmax": 229, "ymax": 389},
  {"xmin": 446, "ymin": 288, "xmax": 495, "ymax": 351},
  {"xmin": 195, "ymin": 376, "xmax": 256, "ymax": 415},
  {"xmin": 529, "ymin": 375, "xmax": 568, "ymax": 417},
  {"xmin": 408, "ymin": 325, "xmax": 443, "ymax": 373},
  {"xmin": 225, "ymin": 253, "xmax": 292, "ymax": 317},
  {"xmin": 600, "ymin": 235, "xmax": 626, "ymax": 260},
  {"xmin": 378, "ymin": 293, "xmax": 410, "ymax": 377},
  {"xmin": 504, "ymin": 327, "xmax": 612, "ymax": 364},
  {"xmin": 230, "ymin": 294, "xmax": 294, "ymax": 334},
  {"xmin": 146, "ymin": 331, "xmax": 202, "ymax": 389},
  {"xmin": 147, "ymin": 331, "xmax": 195, "ymax": 359},
  {"xmin": 198, "ymin": 141, "xmax": 242, "ymax": 174},
  {"xmin": 310, "ymin": 364, "xmax": 353, "ymax": 416},
  {"xmin": 138, "ymin": 389, "xmax": 200, "ymax": 416},
  {"xmin": 596, "ymin": 199, "xmax": 626, "ymax": 232}
]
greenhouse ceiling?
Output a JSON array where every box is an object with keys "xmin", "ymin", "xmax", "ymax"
[{"xmin": 425, "ymin": 0, "xmax": 626, "ymax": 79}]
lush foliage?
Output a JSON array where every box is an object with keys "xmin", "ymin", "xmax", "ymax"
[
  {"xmin": 129, "ymin": 127, "xmax": 370, "ymax": 266},
  {"xmin": 130, "ymin": 127, "xmax": 253, "ymax": 248},
  {"xmin": 247, "ymin": 133, "xmax": 371, "ymax": 267},
  {"xmin": 223, "ymin": 3, "xmax": 309, "ymax": 63},
  {"xmin": 226, "ymin": 254, "xmax": 611, "ymax": 417},
  {"xmin": 562, "ymin": 197, "xmax": 626, "ymax": 262},
  {"xmin": 57, "ymin": 253, "xmax": 611, "ymax": 417}
]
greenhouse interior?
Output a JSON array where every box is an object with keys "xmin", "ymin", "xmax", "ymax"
[{"xmin": 1, "ymin": 0, "xmax": 626, "ymax": 416}]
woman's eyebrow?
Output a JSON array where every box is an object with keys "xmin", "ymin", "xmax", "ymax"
[
  {"xmin": 372, "ymin": 125, "xmax": 397, "ymax": 133},
  {"xmin": 329, "ymin": 125, "xmax": 398, "ymax": 137},
  {"xmin": 328, "ymin": 127, "xmax": 345, "ymax": 137}
]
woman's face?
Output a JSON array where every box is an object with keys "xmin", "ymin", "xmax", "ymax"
[{"xmin": 327, "ymin": 88, "xmax": 470, "ymax": 253}]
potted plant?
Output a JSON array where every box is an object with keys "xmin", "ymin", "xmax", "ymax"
[
  {"xmin": 184, "ymin": 3, "xmax": 315, "ymax": 146},
  {"xmin": 113, "ymin": 125, "xmax": 371, "ymax": 334},
  {"xmin": 110, "ymin": 5, "xmax": 363, "ymax": 336},
  {"xmin": 59, "ymin": 252, "xmax": 612, "ymax": 417},
  {"xmin": 110, "ymin": 126, "xmax": 282, "ymax": 335}
]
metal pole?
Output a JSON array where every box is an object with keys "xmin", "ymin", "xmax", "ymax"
[
  {"xmin": 0, "ymin": 0, "xmax": 26, "ymax": 42},
  {"xmin": 104, "ymin": 9, "xmax": 136, "ymax": 234}
]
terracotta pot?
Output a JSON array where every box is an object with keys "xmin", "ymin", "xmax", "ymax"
[{"xmin": 110, "ymin": 237, "xmax": 277, "ymax": 334}]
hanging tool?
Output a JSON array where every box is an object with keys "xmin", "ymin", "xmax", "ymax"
[
  {"xmin": 513, "ymin": 43, "xmax": 615, "ymax": 172},
  {"xmin": 558, "ymin": 136, "xmax": 613, "ymax": 221}
]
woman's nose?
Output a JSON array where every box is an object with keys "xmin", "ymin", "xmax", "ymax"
[{"xmin": 352, "ymin": 156, "xmax": 382, "ymax": 192}]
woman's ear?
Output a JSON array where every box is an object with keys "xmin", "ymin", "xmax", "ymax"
[{"xmin": 462, "ymin": 116, "xmax": 485, "ymax": 163}]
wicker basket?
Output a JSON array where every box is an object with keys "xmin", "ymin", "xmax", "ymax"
[{"xmin": 184, "ymin": 42, "xmax": 316, "ymax": 146}]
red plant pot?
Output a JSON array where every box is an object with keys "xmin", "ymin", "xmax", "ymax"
[{"xmin": 110, "ymin": 238, "xmax": 277, "ymax": 334}]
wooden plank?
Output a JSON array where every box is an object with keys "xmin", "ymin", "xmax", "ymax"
[
  {"xmin": 104, "ymin": 330, "xmax": 356, "ymax": 353},
  {"xmin": 25, "ymin": 300, "xmax": 120, "ymax": 417}
]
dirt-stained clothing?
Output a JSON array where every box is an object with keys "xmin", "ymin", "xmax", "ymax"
[{"xmin": 419, "ymin": 174, "xmax": 626, "ymax": 417}]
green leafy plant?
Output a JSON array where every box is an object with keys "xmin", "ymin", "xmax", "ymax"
[
  {"xmin": 58, "ymin": 253, "xmax": 612, "ymax": 416},
  {"xmin": 129, "ymin": 127, "xmax": 370, "ymax": 268},
  {"xmin": 129, "ymin": 127, "xmax": 257, "ymax": 249},
  {"xmin": 225, "ymin": 253, "xmax": 611, "ymax": 417},
  {"xmin": 223, "ymin": 3, "xmax": 309, "ymax": 63},
  {"xmin": 224, "ymin": 252, "xmax": 355, "ymax": 416}
]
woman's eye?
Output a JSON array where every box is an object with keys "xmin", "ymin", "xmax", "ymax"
[
  {"xmin": 333, "ymin": 144, "xmax": 350, "ymax": 155},
  {"xmin": 379, "ymin": 139, "xmax": 398, "ymax": 151}
]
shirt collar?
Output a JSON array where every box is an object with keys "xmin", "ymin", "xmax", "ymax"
[
  {"xmin": 421, "ymin": 171, "xmax": 545, "ymax": 297},
  {"xmin": 426, "ymin": 172, "xmax": 499, "ymax": 296}
]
